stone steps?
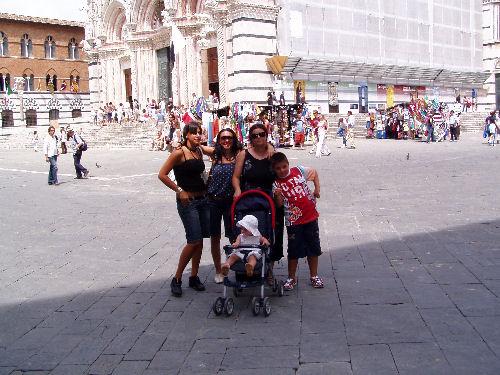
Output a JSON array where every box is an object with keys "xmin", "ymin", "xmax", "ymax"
[
  {"xmin": 0, "ymin": 111, "xmax": 489, "ymax": 150},
  {"xmin": 0, "ymin": 123, "xmax": 157, "ymax": 150}
]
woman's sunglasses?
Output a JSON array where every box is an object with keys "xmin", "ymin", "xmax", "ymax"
[
  {"xmin": 251, "ymin": 131, "xmax": 266, "ymax": 140},
  {"xmin": 220, "ymin": 136, "xmax": 234, "ymax": 142}
]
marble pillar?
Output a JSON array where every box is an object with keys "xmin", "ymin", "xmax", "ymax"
[
  {"xmin": 130, "ymin": 50, "xmax": 138, "ymax": 102},
  {"xmin": 216, "ymin": 23, "xmax": 228, "ymax": 105}
]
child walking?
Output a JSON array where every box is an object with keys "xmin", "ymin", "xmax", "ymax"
[
  {"xmin": 271, "ymin": 152, "xmax": 324, "ymax": 290},
  {"xmin": 221, "ymin": 215, "xmax": 270, "ymax": 277}
]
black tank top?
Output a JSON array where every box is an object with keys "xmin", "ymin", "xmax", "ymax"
[
  {"xmin": 173, "ymin": 147, "xmax": 206, "ymax": 193},
  {"xmin": 241, "ymin": 149, "xmax": 274, "ymax": 192}
]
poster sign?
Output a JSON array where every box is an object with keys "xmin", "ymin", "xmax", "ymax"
[
  {"xmin": 328, "ymin": 82, "xmax": 338, "ymax": 106},
  {"xmin": 328, "ymin": 82, "xmax": 339, "ymax": 113},
  {"xmin": 386, "ymin": 85, "xmax": 394, "ymax": 108}
]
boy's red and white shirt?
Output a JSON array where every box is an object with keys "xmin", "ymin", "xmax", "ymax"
[{"xmin": 273, "ymin": 166, "xmax": 319, "ymax": 226}]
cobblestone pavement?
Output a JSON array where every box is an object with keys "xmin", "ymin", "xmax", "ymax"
[{"xmin": 0, "ymin": 134, "xmax": 499, "ymax": 375}]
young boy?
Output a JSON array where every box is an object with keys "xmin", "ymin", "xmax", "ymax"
[{"xmin": 271, "ymin": 152, "xmax": 324, "ymax": 290}]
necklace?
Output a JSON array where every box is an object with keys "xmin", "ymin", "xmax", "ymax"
[
  {"xmin": 222, "ymin": 152, "xmax": 235, "ymax": 162},
  {"xmin": 185, "ymin": 145, "xmax": 199, "ymax": 159}
]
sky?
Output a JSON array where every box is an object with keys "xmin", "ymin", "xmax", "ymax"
[{"xmin": 1, "ymin": 0, "xmax": 86, "ymax": 22}]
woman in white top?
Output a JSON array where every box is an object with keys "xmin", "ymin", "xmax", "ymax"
[
  {"xmin": 315, "ymin": 114, "xmax": 331, "ymax": 158},
  {"xmin": 43, "ymin": 126, "xmax": 59, "ymax": 185}
]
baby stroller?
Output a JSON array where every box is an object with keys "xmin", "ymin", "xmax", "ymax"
[{"xmin": 212, "ymin": 190, "xmax": 284, "ymax": 317}]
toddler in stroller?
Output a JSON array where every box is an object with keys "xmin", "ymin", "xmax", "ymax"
[
  {"xmin": 213, "ymin": 190, "xmax": 284, "ymax": 317},
  {"xmin": 221, "ymin": 215, "xmax": 270, "ymax": 277}
]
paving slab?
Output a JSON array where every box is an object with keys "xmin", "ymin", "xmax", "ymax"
[
  {"xmin": 1, "ymin": 134, "xmax": 499, "ymax": 374},
  {"xmin": 350, "ymin": 344, "xmax": 398, "ymax": 375}
]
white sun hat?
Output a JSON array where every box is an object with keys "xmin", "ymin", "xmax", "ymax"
[{"xmin": 236, "ymin": 215, "xmax": 261, "ymax": 236}]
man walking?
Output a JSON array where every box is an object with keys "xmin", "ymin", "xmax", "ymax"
[{"xmin": 67, "ymin": 128, "xmax": 89, "ymax": 179}]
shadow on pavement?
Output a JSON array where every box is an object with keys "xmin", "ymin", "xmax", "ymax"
[{"xmin": 0, "ymin": 218, "xmax": 499, "ymax": 374}]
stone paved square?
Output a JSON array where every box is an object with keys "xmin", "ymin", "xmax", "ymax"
[{"xmin": 0, "ymin": 134, "xmax": 499, "ymax": 374}]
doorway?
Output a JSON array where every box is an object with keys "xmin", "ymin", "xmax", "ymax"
[
  {"xmin": 157, "ymin": 47, "xmax": 172, "ymax": 101},
  {"xmin": 207, "ymin": 47, "xmax": 219, "ymax": 97},
  {"xmin": 124, "ymin": 68, "xmax": 132, "ymax": 104},
  {"xmin": 1, "ymin": 110, "xmax": 13, "ymax": 127},
  {"xmin": 25, "ymin": 109, "xmax": 37, "ymax": 126}
]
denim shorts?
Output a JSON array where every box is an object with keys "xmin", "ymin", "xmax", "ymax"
[
  {"xmin": 208, "ymin": 197, "xmax": 234, "ymax": 241},
  {"xmin": 176, "ymin": 197, "xmax": 210, "ymax": 244},
  {"xmin": 286, "ymin": 219, "xmax": 322, "ymax": 260}
]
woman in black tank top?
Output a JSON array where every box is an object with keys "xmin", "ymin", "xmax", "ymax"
[
  {"xmin": 232, "ymin": 122, "xmax": 285, "ymax": 272},
  {"xmin": 158, "ymin": 122, "xmax": 212, "ymax": 297}
]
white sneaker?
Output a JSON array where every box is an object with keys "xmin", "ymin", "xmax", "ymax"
[{"xmin": 214, "ymin": 273, "xmax": 224, "ymax": 284}]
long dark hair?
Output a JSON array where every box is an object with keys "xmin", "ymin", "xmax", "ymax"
[
  {"xmin": 181, "ymin": 121, "xmax": 202, "ymax": 147},
  {"xmin": 213, "ymin": 128, "xmax": 242, "ymax": 162},
  {"xmin": 248, "ymin": 122, "xmax": 267, "ymax": 143}
]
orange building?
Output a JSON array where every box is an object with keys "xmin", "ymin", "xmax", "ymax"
[{"xmin": 0, "ymin": 13, "xmax": 89, "ymax": 127}]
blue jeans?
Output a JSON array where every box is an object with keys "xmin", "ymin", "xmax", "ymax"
[
  {"xmin": 208, "ymin": 197, "xmax": 235, "ymax": 242},
  {"xmin": 48, "ymin": 156, "xmax": 58, "ymax": 184},
  {"xmin": 427, "ymin": 127, "xmax": 435, "ymax": 142},
  {"xmin": 73, "ymin": 151, "xmax": 87, "ymax": 178},
  {"xmin": 177, "ymin": 197, "xmax": 210, "ymax": 243}
]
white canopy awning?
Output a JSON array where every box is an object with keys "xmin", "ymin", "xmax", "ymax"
[{"xmin": 282, "ymin": 57, "xmax": 489, "ymax": 88}]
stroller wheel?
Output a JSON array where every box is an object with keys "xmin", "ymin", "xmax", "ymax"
[
  {"xmin": 251, "ymin": 297, "xmax": 261, "ymax": 316},
  {"xmin": 272, "ymin": 279, "xmax": 278, "ymax": 293},
  {"xmin": 277, "ymin": 280, "xmax": 284, "ymax": 297},
  {"xmin": 224, "ymin": 298, "xmax": 235, "ymax": 316},
  {"xmin": 263, "ymin": 297, "xmax": 271, "ymax": 317},
  {"xmin": 213, "ymin": 297, "xmax": 224, "ymax": 316}
]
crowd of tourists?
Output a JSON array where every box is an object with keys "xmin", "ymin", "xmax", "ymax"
[{"xmin": 362, "ymin": 99, "xmax": 462, "ymax": 143}]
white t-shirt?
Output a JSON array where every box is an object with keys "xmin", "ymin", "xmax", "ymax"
[
  {"xmin": 449, "ymin": 115, "xmax": 458, "ymax": 127},
  {"xmin": 43, "ymin": 135, "xmax": 58, "ymax": 157},
  {"xmin": 347, "ymin": 115, "xmax": 355, "ymax": 128},
  {"xmin": 489, "ymin": 123, "xmax": 496, "ymax": 134}
]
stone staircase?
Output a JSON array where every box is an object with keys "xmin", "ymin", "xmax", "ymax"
[
  {"xmin": 0, "ymin": 121, "xmax": 158, "ymax": 151},
  {"xmin": 457, "ymin": 111, "xmax": 488, "ymax": 133},
  {"xmin": 325, "ymin": 113, "xmax": 369, "ymax": 139},
  {"xmin": 0, "ymin": 111, "xmax": 488, "ymax": 150}
]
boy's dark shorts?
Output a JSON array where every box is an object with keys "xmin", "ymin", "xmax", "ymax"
[{"xmin": 286, "ymin": 219, "xmax": 322, "ymax": 260}]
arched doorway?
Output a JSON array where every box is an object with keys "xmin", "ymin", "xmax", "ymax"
[
  {"xmin": 1, "ymin": 110, "xmax": 14, "ymax": 127},
  {"xmin": 207, "ymin": 47, "xmax": 219, "ymax": 97},
  {"xmin": 25, "ymin": 109, "xmax": 37, "ymax": 126}
]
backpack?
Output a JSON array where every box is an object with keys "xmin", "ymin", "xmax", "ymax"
[{"xmin": 74, "ymin": 134, "xmax": 88, "ymax": 151}]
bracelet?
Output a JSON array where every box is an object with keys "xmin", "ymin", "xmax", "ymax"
[{"xmin": 176, "ymin": 187, "xmax": 183, "ymax": 193}]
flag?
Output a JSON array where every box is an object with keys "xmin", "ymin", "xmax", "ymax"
[
  {"xmin": 182, "ymin": 111, "xmax": 195, "ymax": 125},
  {"xmin": 36, "ymin": 79, "xmax": 42, "ymax": 91},
  {"xmin": 6, "ymin": 82, "xmax": 12, "ymax": 95}
]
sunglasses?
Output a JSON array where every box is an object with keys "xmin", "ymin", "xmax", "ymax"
[
  {"xmin": 220, "ymin": 136, "xmax": 234, "ymax": 142},
  {"xmin": 251, "ymin": 132, "xmax": 266, "ymax": 140}
]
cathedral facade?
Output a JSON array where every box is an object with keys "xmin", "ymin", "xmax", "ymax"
[
  {"xmin": 86, "ymin": 0, "xmax": 487, "ymax": 113},
  {"xmin": 84, "ymin": 0, "xmax": 278, "ymax": 108}
]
